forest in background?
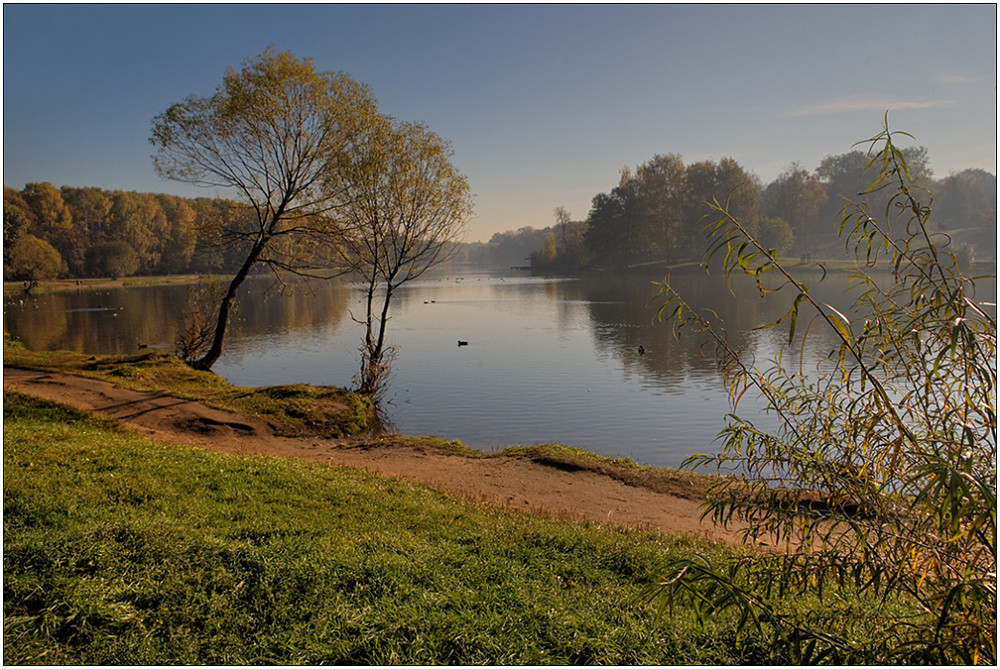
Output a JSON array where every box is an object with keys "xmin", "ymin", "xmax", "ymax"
[
  {"xmin": 3, "ymin": 184, "xmax": 256, "ymax": 282},
  {"xmin": 472, "ymin": 148, "xmax": 996, "ymax": 272},
  {"xmin": 1, "ymin": 183, "xmax": 469, "ymax": 284},
  {"xmin": 4, "ymin": 146, "xmax": 996, "ymax": 283}
]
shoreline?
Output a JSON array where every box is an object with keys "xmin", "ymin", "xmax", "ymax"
[
  {"xmin": 4, "ymin": 274, "xmax": 208, "ymax": 296},
  {"xmin": 2, "ymin": 364, "xmax": 749, "ymax": 544}
]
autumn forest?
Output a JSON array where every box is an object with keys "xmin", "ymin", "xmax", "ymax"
[{"xmin": 4, "ymin": 147, "xmax": 996, "ymax": 284}]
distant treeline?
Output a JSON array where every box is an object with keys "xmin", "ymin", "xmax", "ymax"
[
  {"xmin": 3, "ymin": 183, "xmax": 479, "ymax": 284},
  {"xmin": 3, "ymin": 184, "xmax": 258, "ymax": 282},
  {"xmin": 474, "ymin": 148, "xmax": 996, "ymax": 272},
  {"xmin": 4, "ymin": 147, "xmax": 995, "ymax": 282}
]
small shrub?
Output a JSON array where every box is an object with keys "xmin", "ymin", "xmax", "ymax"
[{"xmin": 650, "ymin": 120, "xmax": 996, "ymax": 663}]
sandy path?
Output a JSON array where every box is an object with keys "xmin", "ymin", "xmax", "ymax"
[{"xmin": 4, "ymin": 367, "xmax": 748, "ymax": 544}]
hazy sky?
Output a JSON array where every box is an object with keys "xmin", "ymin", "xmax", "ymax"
[{"xmin": 3, "ymin": 3, "xmax": 996, "ymax": 241}]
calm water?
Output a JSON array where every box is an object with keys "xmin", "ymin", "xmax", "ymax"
[{"xmin": 3, "ymin": 271, "xmax": 902, "ymax": 467}]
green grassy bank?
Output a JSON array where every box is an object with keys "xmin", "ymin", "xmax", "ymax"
[
  {"xmin": 4, "ymin": 391, "xmax": 765, "ymax": 664},
  {"xmin": 3, "ymin": 343, "xmax": 373, "ymax": 439}
]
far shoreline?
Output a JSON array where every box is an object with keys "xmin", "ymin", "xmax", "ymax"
[
  {"xmin": 3, "ymin": 274, "xmax": 209, "ymax": 296},
  {"xmin": 13, "ymin": 254, "xmax": 989, "ymax": 297}
]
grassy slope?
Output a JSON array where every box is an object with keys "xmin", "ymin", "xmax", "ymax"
[{"xmin": 4, "ymin": 391, "xmax": 761, "ymax": 665}]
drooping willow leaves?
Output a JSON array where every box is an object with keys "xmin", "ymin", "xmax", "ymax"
[{"xmin": 650, "ymin": 119, "xmax": 996, "ymax": 664}]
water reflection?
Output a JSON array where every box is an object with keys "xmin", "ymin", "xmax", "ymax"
[
  {"xmin": 8, "ymin": 271, "xmax": 982, "ymax": 467},
  {"xmin": 4, "ymin": 284, "xmax": 193, "ymax": 354},
  {"xmin": 3, "ymin": 277, "xmax": 352, "ymax": 357}
]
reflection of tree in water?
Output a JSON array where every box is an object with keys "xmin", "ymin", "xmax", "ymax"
[
  {"xmin": 5, "ymin": 284, "xmax": 194, "ymax": 354},
  {"xmin": 3, "ymin": 275, "xmax": 354, "ymax": 357},
  {"xmin": 228, "ymin": 276, "xmax": 351, "ymax": 339},
  {"xmin": 580, "ymin": 271, "xmax": 843, "ymax": 386},
  {"xmin": 4, "ymin": 293, "xmax": 72, "ymax": 351}
]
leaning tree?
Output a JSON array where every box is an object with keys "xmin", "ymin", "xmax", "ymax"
[{"xmin": 150, "ymin": 48, "xmax": 379, "ymax": 370}]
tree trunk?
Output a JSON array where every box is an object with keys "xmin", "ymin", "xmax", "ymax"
[
  {"xmin": 192, "ymin": 241, "xmax": 265, "ymax": 371},
  {"xmin": 358, "ymin": 273, "xmax": 379, "ymax": 394},
  {"xmin": 373, "ymin": 284, "xmax": 393, "ymax": 362},
  {"xmin": 359, "ymin": 279, "xmax": 394, "ymax": 396}
]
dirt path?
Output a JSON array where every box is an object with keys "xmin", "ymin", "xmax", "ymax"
[{"xmin": 4, "ymin": 367, "xmax": 748, "ymax": 544}]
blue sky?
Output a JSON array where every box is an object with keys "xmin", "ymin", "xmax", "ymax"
[{"xmin": 3, "ymin": 3, "xmax": 996, "ymax": 242}]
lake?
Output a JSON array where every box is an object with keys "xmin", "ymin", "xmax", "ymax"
[{"xmin": 1, "ymin": 270, "xmax": 908, "ymax": 467}]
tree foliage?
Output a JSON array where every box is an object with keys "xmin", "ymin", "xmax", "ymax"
[
  {"xmin": 7, "ymin": 233, "xmax": 66, "ymax": 284},
  {"xmin": 634, "ymin": 154, "xmax": 688, "ymax": 264},
  {"xmin": 816, "ymin": 146, "xmax": 933, "ymax": 244},
  {"xmin": 150, "ymin": 48, "xmax": 380, "ymax": 370},
  {"xmin": 650, "ymin": 121, "xmax": 996, "ymax": 663},
  {"xmin": 933, "ymin": 169, "xmax": 997, "ymax": 256},
  {"xmin": 84, "ymin": 241, "xmax": 140, "ymax": 280},
  {"xmin": 760, "ymin": 163, "xmax": 827, "ymax": 252},
  {"xmin": 22, "ymin": 182, "xmax": 72, "ymax": 239},
  {"xmin": 3, "ymin": 186, "xmax": 35, "ymax": 269},
  {"xmin": 3, "ymin": 184, "xmax": 223, "ymax": 281},
  {"xmin": 105, "ymin": 190, "xmax": 168, "ymax": 275},
  {"xmin": 582, "ymin": 157, "xmax": 762, "ymax": 269},
  {"xmin": 21, "ymin": 182, "xmax": 78, "ymax": 274},
  {"xmin": 584, "ymin": 176, "xmax": 643, "ymax": 266},
  {"xmin": 749, "ymin": 215, "xmax": 795, "ymax": 256},
  {"xmin": 529, "ymin": 207, "xmax": 590, "ymax": 273},
  {"xmin": 154, "ymin": 194, "xmax": 198, "ymax": 274}
]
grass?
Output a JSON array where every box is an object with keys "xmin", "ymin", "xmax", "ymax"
[
  {"xmin": 4, "ymin": 391, "xmax": 771, "ymax": 664},
  {"xmin": 3, "ymin": 387, "xmax": 910, "ymax": 664},
  {"xmin": 3, "ymin": 342, "xmax": 373, "ymax": 438}
]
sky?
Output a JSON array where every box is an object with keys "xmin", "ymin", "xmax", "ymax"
[{"xmin": 3, "ymin": 3, "xmax": 997, "ymax": 242}]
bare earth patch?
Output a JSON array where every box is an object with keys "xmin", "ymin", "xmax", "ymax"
[{"xmin": 4, "ymin": 367, "xmax": 750, "ymax": 545}]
